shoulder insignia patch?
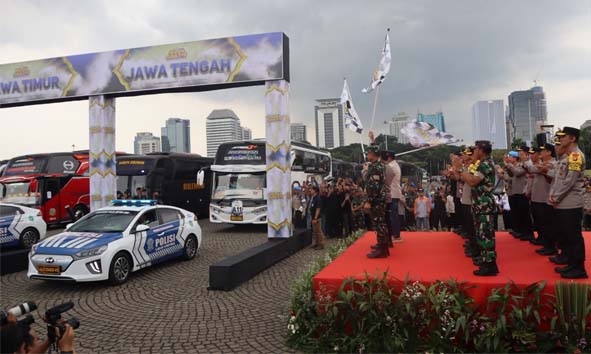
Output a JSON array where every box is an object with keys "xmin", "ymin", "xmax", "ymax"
[{"xmin": 568, "ymin": 152, "xmax": 582, "ymax": 172}]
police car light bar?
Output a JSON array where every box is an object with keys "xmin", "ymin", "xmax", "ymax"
[{"xmin": 110, "ymin": 199, "xmax": 158, "ymax": 206}]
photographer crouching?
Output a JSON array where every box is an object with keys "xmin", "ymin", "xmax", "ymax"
[{"xmin": 1, "ymin": 301, "xmax": 78, "ymax": 354}]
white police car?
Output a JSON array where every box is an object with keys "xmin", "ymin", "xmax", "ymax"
[
  {"xmin": 0, "ymin": 203, "xmax": 47, "ymax": 249},
  {"xmin": 27, "ymin": 200, "xmax": 201, "ymax": 284}
]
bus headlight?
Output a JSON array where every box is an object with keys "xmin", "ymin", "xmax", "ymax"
[
  {"xmin": 73, "ymin": 245, "xmax": 107, "ymax": 260},
  {"xmin": 253, "ymin": 207, "xmax": 267, "ymax": 215}
]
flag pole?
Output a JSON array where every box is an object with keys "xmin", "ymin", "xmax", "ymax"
[
  {"xmin": 370, "ymin": 84, "xmax": 380, "ymax": 130},
  {"xmin": 396, "ymin": 144, "xmax": 442, "ymax": 157},
  {"xmin": 359, "ymin": 134, "xmax": 366, "ymax": 158}
]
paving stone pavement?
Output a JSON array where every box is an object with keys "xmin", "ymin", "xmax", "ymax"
[{"xmin": 0, "ymin": 221, "xmax": 335, "ymax": 353}]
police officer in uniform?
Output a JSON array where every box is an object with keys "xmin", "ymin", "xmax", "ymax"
[
  {"xmin": 459, "ymin": 140, "xmax": 498, "ymax": 276},
  {"xmin": 530, "ymin": 143, "xmax": 558, "ymax": 255},
  {"xmin": 550, "ymin": 127, "xmax": 588, "ymax": 279},
  {"xmin": 364, "ymin": 143, "xmax": 389, "ymax": 258},
  {"xmin": 460, "ymin": 148, "xmax": 477, "ymax": 258},
  {"xmin": 506, "ymin": 146, "xmax": 535, "ymax": 241}
]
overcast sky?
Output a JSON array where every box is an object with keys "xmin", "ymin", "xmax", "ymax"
[{"xmin": 1, "ymin": 0, "xmax": 590, "ymax": 160}]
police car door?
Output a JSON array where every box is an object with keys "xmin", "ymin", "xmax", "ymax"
[
  {"xmin": 131, "ymin": 209, "xmax": 161, "ymax": 268},
  {"xmin": 0, "ymin": 205, "xmax": 22, "ymax": 247},
  {"xmin": 153, "ymin": 208, "xmax": 184, "ymax": 262}
]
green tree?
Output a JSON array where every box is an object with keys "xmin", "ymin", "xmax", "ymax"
[
  {"xmin": 511, "ymin": 138, "xmax": 524, "ymax": 149},
  {"xmin": 579, "ymin": 126, "xmax": 591, "ymax": 169}
]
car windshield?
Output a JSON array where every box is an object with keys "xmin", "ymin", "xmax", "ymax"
[
  {"xmin": 0, "ymin": 182, "xmax": 37, "ymax": 205},
  {"xmin": 69, "ymin": 210, "xmax": 138, "ymax": 233},
  {"xmin": 213, "ymin": 173, "xmax": 265, "ymax": 200}
]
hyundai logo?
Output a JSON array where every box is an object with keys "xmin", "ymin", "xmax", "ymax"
[{"xmin": 45, "ymin": 257, "xmax": 55, "ymax": 264}]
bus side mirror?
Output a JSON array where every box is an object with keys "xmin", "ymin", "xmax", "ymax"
[{"xmin": 196, "ymin": 169, "xmax": 205, "ymax": 187}]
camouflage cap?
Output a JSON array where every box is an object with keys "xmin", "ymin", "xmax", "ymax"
[{"xmin": 367, "ymin": 144, "xmax": 380, "ymax": 154}]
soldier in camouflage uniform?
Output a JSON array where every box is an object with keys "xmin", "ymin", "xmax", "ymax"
[
  {"xmin": 351, "ymin": 187, "xmax": 367, "ymax": 232},
  {"xmin": 458, "ymin": 140, "xmax": 498, "ymax": 276},
  {"xmin": 364, "ymin": 144, "xmax": 389, "ymax": 258}
]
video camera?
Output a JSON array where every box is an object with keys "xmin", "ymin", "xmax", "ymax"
[
  {"xmin": 45, "ymin": 301, "xmax": 80, "ymax": 347},
  {"xmin": 0, "ymin": 301, "xmax": 37, "ymax": 327}
]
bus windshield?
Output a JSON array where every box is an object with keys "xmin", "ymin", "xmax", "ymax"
[
  {"xmin": 116, "ymin": 176, "xmax": 150, "ymax": 198},
  {"xmin": 213, "ymin": 173, "xmax": 265, "ymax": 200},
  {"xmin": 0, "ymin": 182, "xmax": 37, "ymax": 205},
  {"xmin": 4, "ymin": 157, "xmax": 46, "ymax": 176}
]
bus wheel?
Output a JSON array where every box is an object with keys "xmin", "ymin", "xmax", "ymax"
[
  {"xmin": 183, "ymin": 235, "xmax": 198, "ymax": 260},
  {"xmin": 20, "ymin": 228, "xmax": 39, "ymax": 249},
  {"xmin": 73, "ymin": 205, "xmax": 89, "ymax": 220}
]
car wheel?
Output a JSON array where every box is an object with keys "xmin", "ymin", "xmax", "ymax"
[
  {"xmin": 109, "ymin": 252, "xmax": 132, "ymax": 285},
  {"xmin": 73, "ymin": 205, "xmax": 89, "ymax": 221},
  {"xmin": 19, "ymin": 228, "xmax": 39, "ymax": 249},
  {"xmin": 183, "ymin": 235, "xmax": 198, "ymax": 260}
]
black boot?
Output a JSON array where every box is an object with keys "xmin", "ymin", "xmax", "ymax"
[
  {"xmin": 549, "ymin": 254, "xmax": 569, "ymax": 265},
  {"xmin": 536, "ymin": 247, "xmax": 557, "ymax": 256},
  {"xmin": 529, "ymin": 238, "xmax": 543, "ymax": 246},
  {"xmin": 561, "ymin": 266, "xmax": 588, "ymax": 279},
  {"xmin": 519, "ymin": 233, "xmax": 534, "ymax": 241},
  {"xmin": 473, "ymin": 262, "xmax": 499, "ymax": 276},
  {"xmin": 555, "ymin": 265, "xmax": 573, "ymax": 274},
  {"xmin": 367, "ymin": 245, "xmax": 390, "ymax": 258}
]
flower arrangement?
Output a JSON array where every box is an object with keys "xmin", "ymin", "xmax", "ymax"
[{"xmin": 286, "ymin": 231, "xmax": 591, "ymax": 353}]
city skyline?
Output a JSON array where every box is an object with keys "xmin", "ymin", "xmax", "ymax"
[{"xmin": 0, "ymin": 1, "xmax": 589, "ymax": 159}]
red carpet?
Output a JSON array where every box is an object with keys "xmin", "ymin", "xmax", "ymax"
[{"xmin": 314, "ymin": 231, "xmax": 591, "ymax": 304}]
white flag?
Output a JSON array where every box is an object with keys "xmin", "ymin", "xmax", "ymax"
[
  {"xmin": 362, "ymin": 30, "xmax": 391, "ymax": 93},
  {"xmin": 340, "ymin": 79, "xmax": 363, "ymax": 134},
  {"xmin": 400, "ymin": 121, "xmax": 462, "ymax": 147}
]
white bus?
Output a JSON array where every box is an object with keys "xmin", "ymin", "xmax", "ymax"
[{"xmin": 201, "ymin": 140, "xmax": 331, "ymax": 225}]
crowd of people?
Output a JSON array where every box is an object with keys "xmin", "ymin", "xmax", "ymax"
[{"xmin": 293, "ymin": 126, "xmax": 589, "ymax": 279}]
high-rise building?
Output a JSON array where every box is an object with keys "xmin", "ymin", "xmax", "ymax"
[
  {"xmin": 206, "ymin": 109, "xmax": 252, "ymax": 157},
  {"xmin": 315, "ymin": 98, "xmax": 344, "ymax": 149},
  {"xmin": 507, "ymin": 86, "xmax": 548, "ymax": 144},
  {"xmin": 388, "ymin": 112, "xmax": 411, "ymax": 144},
  {"xmin": 417, "ymin": 112, "xmax": 446, "ymax": 132},
  {"xmin": 471, "ymin": 100, "xmax": 507, "ymax": 149},
  {"xmin": 240, "ymin": 127, "xmax": 252, "ymax": 140},
  {"xmin": 290, "ymin": 123, "xmax": 307, "ymax": 142},
  {"xmin": 133, "ymin": 132, "xmax": 161, "ymax": 155},
  {"xmin": 161, "ymin": 118, "xmax": 191, "ymax": 153}
]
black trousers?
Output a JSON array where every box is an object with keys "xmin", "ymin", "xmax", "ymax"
[
  {"xmin": 462, "ymin": 204, "xmax": 476, "ymax": 248},
  {"xmin": 431, "ymin": 209, "xmax": 446, "ymax": 230},
  {"xmin": 326, "ymin": 214, "xmax": 343, "ymax": 238},
  {"xmin": 454, "ymin": 198, "xmax": 464, "ymax": 231},
  {"xmin": 554, "ymin": 208, "xmax": 586, "ymax": 268},
  {"xmin": 508, "ymin": 194, "xmax": 517, "ymax": 231},
  {"xmin": 512, "ymin": 194, "xmax": 533, "ymax": 236},
  {"xmin": 530, "ymin": 202, "xmax": 545, "ymax": 243},
  {"xmin": 584, "ymin": 214, "xmax": 591, "ymax": 230},
  {"xmin": 502, "ymin": 210, "xmax": 511, "ymax": 230}
]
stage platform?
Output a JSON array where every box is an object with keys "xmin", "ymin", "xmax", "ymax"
[{"xmin": 314, "ymin": 231, "xmax": 591, "ymax": 304}]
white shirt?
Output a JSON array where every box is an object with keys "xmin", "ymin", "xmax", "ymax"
[
  {"xmin": 388, "ymin": 160, "xmax": 403, "ymax": 199},
  {"xmin": 445, "ymin": 195, "xmax": 455, "ymax": 214}
]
